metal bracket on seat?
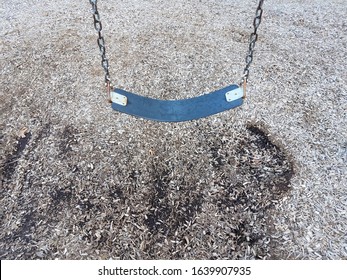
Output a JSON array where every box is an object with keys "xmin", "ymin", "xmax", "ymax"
[
  {"xmin": 225, "ymin": 87, "xmax": 244, "ymax": 102},
  {"xmin": 111, "ymin": 84, "xmax": 243, "ymax": 122},
  {"xmin": 111, "ymin": 91, "xmax": 127, "ymax": 106}
]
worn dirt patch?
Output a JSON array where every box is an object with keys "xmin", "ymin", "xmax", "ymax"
[{"xmin": 0, "ymin": 121, "xmax": 293, "ymax": 259}]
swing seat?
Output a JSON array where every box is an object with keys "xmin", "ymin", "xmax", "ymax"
[{"xmin": 111, "ymin": 84, "xmax": 244, "ymax": 122}]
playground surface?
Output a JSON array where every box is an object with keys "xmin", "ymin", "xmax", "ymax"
[{"xmin": 0, "ymin": 0, "xmax": 346, "ymax": 259}]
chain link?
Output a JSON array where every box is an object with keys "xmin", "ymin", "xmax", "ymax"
[
  {"xmin": 242, "ymin": 0, "xmax": 264, "ymax": 84},
  {"xmin": 89, "ymin": 0, "xmax": 111, "ymax": 87}
]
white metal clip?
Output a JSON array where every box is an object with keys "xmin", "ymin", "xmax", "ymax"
[
  {"xmin": 225, "ymin": 87, "xmax": 244, "ymax": 102},
  {"xmin": 111, "ymin": 91, "xmax": 127, "ymax": 106}
]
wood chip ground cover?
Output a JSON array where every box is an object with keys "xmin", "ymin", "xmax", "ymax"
[{"xmin": 1, "ymin": 0, "xmax": 346, "ymax": 259}]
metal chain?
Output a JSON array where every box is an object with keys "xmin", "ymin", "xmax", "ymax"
[
  {"xmin": 242, "ymin": 0, "xmax": 265, "ymax": 84},
  {"xmin": 89, "ymin": 0, "xmax": 111, "ymax": 99}
]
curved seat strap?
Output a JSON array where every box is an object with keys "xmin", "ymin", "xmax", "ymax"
[{"xmin": 111, "ymin": 84, "xmax": 244, "ymax": 122}]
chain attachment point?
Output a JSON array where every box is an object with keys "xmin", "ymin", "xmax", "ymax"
[
  {"xmin": 242, "ymin": 79, "xmax": 247, "ymax": 99},
  {"xmin": 106, "ymin": 81, "xmax": 112, "ymax": 103}
]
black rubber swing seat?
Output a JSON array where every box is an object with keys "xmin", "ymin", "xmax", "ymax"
[{"xmin": 111, "ymin": 84, "xmax": 244, "ymax": 122}]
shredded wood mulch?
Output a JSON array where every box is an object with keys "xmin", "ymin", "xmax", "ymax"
[
  {"xmin": 1, "ymin": 0, "xmax": 346, "ymax": 259},
  {"xmin": 0, "ymin": 121, "xmax": 293, "ymax": 259}
]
